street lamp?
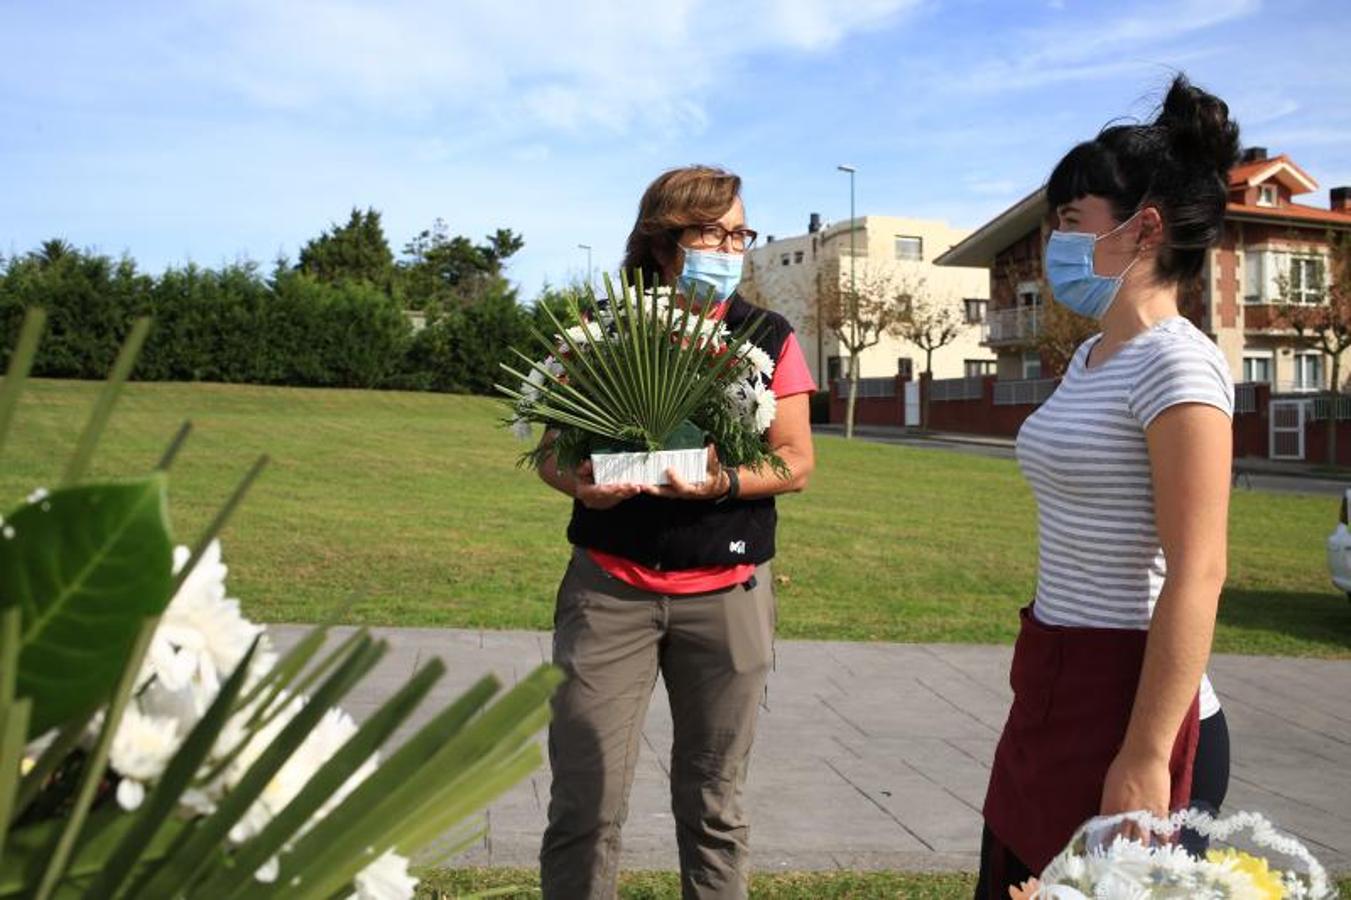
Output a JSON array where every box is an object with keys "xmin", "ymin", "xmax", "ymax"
[
  {"xmin": 577, "ymin": 243, "xmax": 593, "ymax": 288},
  {"xmin": 837, "ymin": 165, "xmax": 858, "ymax": 397}
]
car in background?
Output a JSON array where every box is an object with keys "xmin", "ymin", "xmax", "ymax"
[{"xmin": 1327, "ymin": 489, "xmax": 1351, "ymax": 600}]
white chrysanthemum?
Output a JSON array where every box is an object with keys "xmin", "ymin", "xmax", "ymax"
[
  {"xmin": 725, "ymin": 382, "xmax": 754, "ymax": 419},
  {"xmin": 106, "ymin": 706, "xmax": 180, "ymax": 810},
  {"xmin": 349, "ymin": 850, "xmax": 419, "ymax": 900},
  {"xmin": 738, "ymin": 345, "xmax": 775, "ymax": 381},
  {"xmin": 510, "ymin": 418, "xmax": 533, "ymax": 441},
  {"xmin": 751, "ymin": 383, "xmax": 777, "ymax": 432},
  {"xmin": 559, "ymin": 321, "xmax": 605, "ymax": 350},
  {"xmin": 224, "ymin": 695, "xmax": 379, "ymax": 878},
  {"xmin": 139, "ymin": 541, "xmax": 269, "ymax": 706}
]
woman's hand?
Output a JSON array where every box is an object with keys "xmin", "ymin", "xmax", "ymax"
[
  {"xmin": 1100, "ymin": 746, "xmax": 1170, "ymax": 820},
  {"xmin": 644, "ymin": 445, "xmax": 730, "ymax": 501},
  {"xmin": 573, "ymin": 460, "xmax": 643, "ymax": 510}
]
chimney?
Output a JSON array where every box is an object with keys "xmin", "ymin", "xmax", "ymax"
[
  {"xmin": 1242, "ymin": 147, "xmax": 1268, "ymax": 163},
  {"xmin": 765, "ymin": 235, "xmax": 775, "ymax": 244},
  {"xmin": 1332, "ymin": 187, "xmax": 1351, "ymax": 212},
  {"xmin": 808, "ymin": 212, "xmax": 822, "ymax": 233}
]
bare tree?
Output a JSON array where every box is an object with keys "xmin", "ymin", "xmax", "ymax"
[
  {"xmin": 893, "ymin": 288, "xmax": 966, "ymax": 428},
  {"xmin": 1274, "ymin": 231, "xmax": 1351, "ymax": 462},
  {"xmin": 810, "ymin": 263, "xmax": 917, "ymax": 439}
]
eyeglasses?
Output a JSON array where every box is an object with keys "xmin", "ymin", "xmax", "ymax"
[{"xmin": 681, "ymin": 223, "xmax": 759, "ymax": 252}]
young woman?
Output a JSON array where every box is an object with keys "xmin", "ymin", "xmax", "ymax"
[
  {"xmin": 976, "ymin": 75, "xmax": 1240, "ymax": 898},
  {"xmin": 536, "ymin": 165, "xmax": 816, "ymax": 900}
]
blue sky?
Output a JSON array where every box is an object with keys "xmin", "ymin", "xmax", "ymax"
[{"xmin": 3, "ymin": 0, "xmax": 1349, "ymax": 299}]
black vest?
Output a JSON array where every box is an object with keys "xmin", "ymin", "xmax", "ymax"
[{"xmin": 566, "ymin": 296, "xmax": 793, "ymax": 569}]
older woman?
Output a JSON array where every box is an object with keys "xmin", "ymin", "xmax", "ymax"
[{"xmin": 537, "ymin": 165, "xmax": 816, "ymax": 900}]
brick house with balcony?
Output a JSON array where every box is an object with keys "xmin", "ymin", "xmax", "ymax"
[{"xmin": 934, "ymin": 149, "xmax": 1351, "ymax": 393}]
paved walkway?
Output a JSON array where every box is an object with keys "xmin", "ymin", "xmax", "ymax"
[
  {"xmin": 813, "ymin": 424, "xmax": 1351, "ymax": 496},
  {"xmin": 270, "ymin": 625, "xmax": 1351, "ymax": 874}
]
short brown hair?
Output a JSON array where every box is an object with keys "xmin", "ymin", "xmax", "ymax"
[{"xmin": 622, "ymin": 165, "xmax": 741, "ymax": 288}]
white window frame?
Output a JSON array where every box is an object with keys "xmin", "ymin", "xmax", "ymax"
[
  {"xmin": 894, "ymin": 235, "xmax": 923, "ymax": 262},
  {"xmin": 1294, "ymin": 351, "xmax": 1324, "ymax": 392},
  {"xmin": 1242, "ymin": 350, "xmax": 1273, "ymax": 384},
  {"xmin": 1243, "ymin": 250, "xmax": 1264, "ymax": 304},
  {"xmin": 1016, "ymin": 281, "xmax": 1042, "ymax": 307},
  {"xmin": 964, "ymin": 359, "xmax": 996, "ymax": 378},
  {"xmin": 1257, "ymin": 184, "xmax": 1278, "ymax": 207},
  {"xmin": 964, "ymin": 298, "xmax": 987, "ymax": 324},
  {"xmin": 1289, "ymin": 255, "xmax": 1325, "ymax": 304},
  {"xmin": 1022, "ymin": 351, "xmax": 1042, "ymax": 380}
]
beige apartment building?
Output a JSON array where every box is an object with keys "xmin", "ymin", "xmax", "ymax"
[{"xmin": 739, "ymin": 213, "xmax": 994, "ymax": 388}]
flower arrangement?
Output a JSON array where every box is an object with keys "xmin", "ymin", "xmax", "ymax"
[
  {"xmin": 497, "ymin": 274, "xmax": 785, "ymax": 485},
  {"xmin": 1010, "ymin": 809, "xmax": 1334, "ymax": 899},
  {"xmin": 0, "ymin": 309, "xmax": 560, "ymax": 899}
]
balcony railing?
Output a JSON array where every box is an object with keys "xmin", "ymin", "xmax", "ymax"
[
  {"xmin": 993, "ymin": 378, "xmax": 1059, "ymax": 406},
  {"xmin": 929, "ymin": 376, "xmax": 985, "ymax": 402},
  {"xmin": 983, "ymin": 306, "xmax": 1042, "ymax": 345}
]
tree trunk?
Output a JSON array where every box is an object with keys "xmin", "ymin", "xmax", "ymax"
[
  {"xmin": 1329, "ymin": 353, "xmax": 1341, "ymax": 466},
  {"xmin": 922, "ymin": 347, "xmax": 935, "ymax": 430},
  {"xmin": 845, "ymin": 354, "xmax": 859, "ymax": 440}
]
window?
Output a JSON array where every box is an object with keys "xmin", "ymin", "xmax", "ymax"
[
  {"xmin": 1022, "ymin": 351, "xmax": 1042, "ymax": 380},
  {"xmin": 793, "ymin": 250, "xmax": 804, "ymax": 264},
  {"xmin": 1243, "ymin": 251, "xmax": 1264, "ymax": 303},
  {"xmin": 1257, "ymin": 184, "xmax": 1278, "ymax": 207},
  {"xmin": 1017, "ymin": 281, "xmax": 1042, "ymax": 307},
  {"xmin": 1294, "ymin": 352, "xmax": 1324, "ymax": 392},
  {"xmin": 1289, "ymin": 255, "xmax": 1325, "ymax": 304},
  {"xmin": 826, "ymin": 356, "xmax": 843, "ymax": 383},
  {"xmin": 780, "ymin": 254, "xmax": 790, "ymax": 267},
  {"xmin": 1242, "ymin": 354, "xmax": 1272, "ymax": 384},
  {"xmin": 895, "ymin": 236, "xmax": 923, "ymax": 261},
  {"xmin": 897, "ymin": 357, "xmax": 914, "ymax": 380},
  {"xmin": 964, "ymin": 298, "xmax": 988, "ymax": 324},
  {"xmin": 965, "ymin": 359, "xmax": 996, "ymax": 377}
]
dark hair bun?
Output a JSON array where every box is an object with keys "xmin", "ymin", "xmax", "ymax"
[{"xmin": 1155, "ymin": 74, "xmax": 1240, "ymax": 178}]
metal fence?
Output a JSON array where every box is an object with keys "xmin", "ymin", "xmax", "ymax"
[
  {"xmin": 1309, "ymin": 393, "xmax": 1351, "ymax": 422},
  {"xmin": 993, "ymin": 378, "xmax": 1059, "ymax": 407},
  {"xmin": 1233, "ymin": 382, "xmax": 1258, "ymax": 415},
  {"xmin": 929, "ymin": 376, "xmax": 985, "ymax": 402},
  {"xmin": 834, "ymin": 377, "xmax": 896, "ymax": 399}
]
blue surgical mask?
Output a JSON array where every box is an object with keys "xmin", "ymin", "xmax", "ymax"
[
  {"xmin": 1043, "ymin": 212, "xmax": 1142, "ymax": 320},
  {"xmin": 678, "ymin": 249, "xmax": 743, "ymax": 304}
]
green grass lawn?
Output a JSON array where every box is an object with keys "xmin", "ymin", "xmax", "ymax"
[{"xmin": 5, "ymin": 378, "xmax": 1350, "ymax": 657}]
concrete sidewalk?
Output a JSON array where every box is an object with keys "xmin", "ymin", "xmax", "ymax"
[{"xmin": 270, "ymin": 625, "xmax": 1351, "ymax": 874}]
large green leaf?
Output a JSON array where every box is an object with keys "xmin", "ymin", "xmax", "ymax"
[{"xmin": 0, "ymin": 476, "xmax": 173, "ymax": 735}]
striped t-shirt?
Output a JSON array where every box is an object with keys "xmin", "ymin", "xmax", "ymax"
[{"xmin": 1015, "ymin": 316, "xmax": 1233, "ymax": 717}]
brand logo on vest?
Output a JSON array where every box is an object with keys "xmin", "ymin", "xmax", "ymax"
[{"xmin": 728, "ymin": 540, "xmax": 746, "ymax": 555}]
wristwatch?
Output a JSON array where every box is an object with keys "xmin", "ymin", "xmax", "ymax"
[{"xmin": 714, "ymin": 465, "xmax": 740, "ymax": 504}]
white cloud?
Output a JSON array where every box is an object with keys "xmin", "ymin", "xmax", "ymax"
[
  {"xmin": 159, "ymin": 0, "xmax": 919, "ymax": 136},
  {"xmin": 941, "ymin": 0, "xmax": 1259, "ymax": 94}
]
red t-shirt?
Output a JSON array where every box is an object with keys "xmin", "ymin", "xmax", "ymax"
[{"xmin": 589, "ymin": 324, "xmax": 816, "ymax": 595}]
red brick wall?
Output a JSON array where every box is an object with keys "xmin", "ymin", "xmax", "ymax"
[
  {"xmin": 924, "ymin": 375, "xmax": 1041, "ymax": 437},
  {"xmin": 1302, "ymin": 421, "xmax": 1351, "ymax": 466},
  {"xmin": 1232, "ymin": 383, "xmax": 1269, "ymax": 458},
  {"xmin": 990, "ymin": 227, "xmax": 1046, "ymax": 312},
  {"xmin": 1215, "ymin": 225, "xmax": 1239, "ymax": 328},
  {"xmin": 828, "ymin": 376, "xmax": 908, "ymax": 427}
]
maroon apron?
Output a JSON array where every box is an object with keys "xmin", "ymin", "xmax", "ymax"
[{"xmin": 983, "ymin": 605, "xmax": 1201, "ymax": 876}]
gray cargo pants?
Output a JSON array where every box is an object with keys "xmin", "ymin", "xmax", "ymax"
[{"xmin": 540, "ymin": 547, "xmax": 776, "ymax": 900}]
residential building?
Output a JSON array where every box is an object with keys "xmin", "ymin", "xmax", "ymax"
[
  {"xmin": 739, "ymin": 213, "xmax": 993, "ymax": 388},
  {"xmin": 934, "ymin": 149, "xmax": 1351, "ymax": 392}
]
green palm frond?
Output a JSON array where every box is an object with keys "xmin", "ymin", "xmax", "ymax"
[{"xmin": 498, "ymin": 272, "xmax": 765, "ymax": 454}]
